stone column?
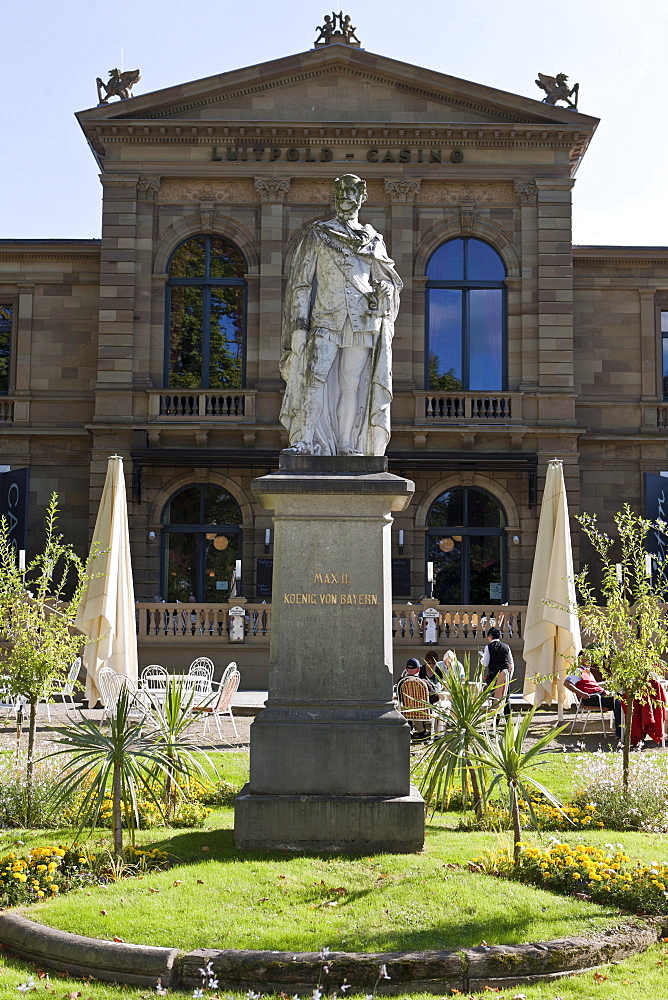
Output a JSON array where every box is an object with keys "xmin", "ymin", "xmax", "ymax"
[
  {"xmin": 235, "ymin": 454, "xmax": 425, "ymax": 852},
  {"xmin": 254, "ymin": 177, "xmax": 290, "ymax": 388},
  {"xmin": 385, "ymin": 180, "xmax": 420, "ymax": 388}
]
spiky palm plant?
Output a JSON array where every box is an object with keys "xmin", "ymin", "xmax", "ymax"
[
  {"xmin": 417, "ymin": 660, "xmax": 496, "ymax": 820},
  {"xmin": 466, "ymin": 708, "xmax": 571, "ymax": 864},
  {"xmin": 47, "ymin": 688, "xmax": 177, "ymax": 857},
  {"xmin": 148, "ymin": 679, "xmax": 218, "ymax": 822}
]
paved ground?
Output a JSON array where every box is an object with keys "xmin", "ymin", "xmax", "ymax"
[{"xmin": 2, "ymin": 696, "xmax": 665, "ymax": 760}]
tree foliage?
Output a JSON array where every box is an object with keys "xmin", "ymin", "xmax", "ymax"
[
  {"xmin": 0, "ymin": 494, "xmax": 88, "ymax": 824},
  {"xmin": 575, "ymin": 503, "xmax": 668, "ymax": 786}
]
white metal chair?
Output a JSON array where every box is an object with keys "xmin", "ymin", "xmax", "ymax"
[
  {"xmin": 188, "ymin": 660, "xmax": 214, "ymax": 706},
  {"xmin": 193, "ymin": 668, "xmax": 241, "ymax": 740},
  {"xmin": 54, "ymin": 656, "xmax": 82, "ymax": 714},
  {"xmin": 140, "ymin": 664, "xmax": 168, "ymax": 706},
  {"xmin": 98, "ymin": 668, "xmax": 146, "ymax": 727},
  {"xmin": 188, "ymin": 657, "xmax": 214, "ymax": 681}
]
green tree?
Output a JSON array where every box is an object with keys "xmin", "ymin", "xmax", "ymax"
[
  {"xmin": 427, "ymin": 352, "xmax": 462, "ymax": 392},
  {"xmin": 574, "ymin": 504, "xmax": 668, "ymax": 788},
  {"xmin": 0, "ymin": 495, "xmax": 87, "ymax": 825}
]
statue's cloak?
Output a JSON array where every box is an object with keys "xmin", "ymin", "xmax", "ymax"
[{"xmin": 279, "ymin": 219, "xmax": 402, "ymax": 456}]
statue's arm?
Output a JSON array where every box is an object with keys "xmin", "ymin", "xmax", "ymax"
[{"xmin": 284, "ymin": 229, "xmax": 318, "ymax": 355}]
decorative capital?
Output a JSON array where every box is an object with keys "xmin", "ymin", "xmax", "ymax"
[
  {"xmin": 199, "ymin": 200, "xmax": 215, "ymax": 233},
  {"xmin": 137, "ymin": 176, "xmax": 160, "ymax": 201},
  {"xmin": 459, "ymin": 199, "xmax": 476, "ymax": 234},
  {"xmin": 384, "ymin": 179, "xmax": 421, "ymax": 204},
  {"xmin": 514, "ymin": 179, "xmax": 538, "ymax": 205},
  {"xmin": 254, "ymin": 177, "xmax": 291, "ymax": 203}
]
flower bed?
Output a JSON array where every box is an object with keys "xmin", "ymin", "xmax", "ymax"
[
  {"xmin": 470, "ymin": 841, "xmax": 668, "ymax": 915},
  {"xmin": 0, "ymin": 845, "xmax": 170, "ymax": 907}
]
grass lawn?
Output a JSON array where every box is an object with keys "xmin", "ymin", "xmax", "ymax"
[{"xmin": 0, "ymin": 746, "xmax": 666, "ymax": 995}]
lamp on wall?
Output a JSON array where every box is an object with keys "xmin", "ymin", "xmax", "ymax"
[
  {"xmin": 426, "ymin": 560, "xmax": 434, "ymax": 599},
  {"xmin": 148, "ymin": 531, "xmax": 156, "ymax": 540},
  {"xmin": 265, "ymin": 528, "xmax": 271, "ymax": 554},
  {"xmin": 398, "ymin": 529, "xmax": 404, "ymax": 555}
]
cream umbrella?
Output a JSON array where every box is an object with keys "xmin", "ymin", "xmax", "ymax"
[
  {"xmin": 523, "ymin": 459, "xmax": 580, "ymax": 716},
  {"xmin": 75, "ymin": 455, "xmax": 138, "ymax": 706}
]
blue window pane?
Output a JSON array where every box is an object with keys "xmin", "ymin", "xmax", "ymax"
[
  {"xmin": 428, "ymin": 289, "xmax": 463, "ymax": 390},
  {"xmin": 426, "ymin": 240, "xmax": 464, "ymax": 281},
  {"xmin": 468, "ymin": 289, "xmax": 503, "ymax": 390},
  {"xmin": 663, "ymin": 337, "xmax": 668, "ymax": 397},
  {"xmin": 466, "ymin": 239, "xmax": 505, "ymax": 281}
]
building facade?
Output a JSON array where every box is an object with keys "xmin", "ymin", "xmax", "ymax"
[{"xmin": 1, "ymin": 33, "xmax": 667, "ymax": 683}]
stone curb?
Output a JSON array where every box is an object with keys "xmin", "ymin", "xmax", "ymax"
[{"xmin": 0, "ymin": 911, "xmax": 662, "ymax": 993}]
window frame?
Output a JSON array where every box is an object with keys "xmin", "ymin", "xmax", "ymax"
[
  {"xmin": 661, "ymin": 308, "xmax": 668, "ymax": 400},
  {"xmin": 164, "ymin": 236, "xmax": 248, "ymax": 390},
  {"xmin": 424, "ymin": 237, "xmax": 507, "ymax": 392},
  {"xmin": 160, "ymin": 483, "xmax": 243, "ymax": 603},
  {"xmin": 425, "ymin": 486, "xmax": 508, "ymax": 605},
  {"xmin": 0, "ymin": 302, "xmax": 15, "ymax": 396}
]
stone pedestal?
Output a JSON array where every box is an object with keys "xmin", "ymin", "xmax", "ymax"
[{"xmin": 234, "ymin": 454, "xmax": 425, "ymax": 852}]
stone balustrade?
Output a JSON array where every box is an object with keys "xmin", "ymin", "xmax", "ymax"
[
  {"xmin": 417, "ymin": 392, "xmax": 522, "ymax": 423},
  {"xmin": 146, "ymin": 390, "xmax": 256, "ymax": 420}
]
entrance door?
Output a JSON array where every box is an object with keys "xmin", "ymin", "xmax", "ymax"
[{"xmin": 426, "ymin": 487, "xmax": 506, "ymax": 604}]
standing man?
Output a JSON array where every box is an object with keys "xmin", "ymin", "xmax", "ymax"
[
  {"xmin": 482, "ymin": 626, "xmax": 514, "ymax": 685},
  {"xmin": 280, "ymin": 174, "xmax": 402, "ymax": 456}
]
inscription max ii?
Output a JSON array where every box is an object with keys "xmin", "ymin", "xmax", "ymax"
[{"xmin": 282, "ymin": 571, "xmax": 378, "ymax": 605}]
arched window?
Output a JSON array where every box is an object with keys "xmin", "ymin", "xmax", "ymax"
[
  {"xmin": 161, "ymin": 484, "xmax": 242, "ymax": 602},
  {"xmin": 426, "ymin": 487, "xmax": 506, "ymax": 604},
  {"xmin": 426, "ymin": 238, "xmax": 506, "ymax": 391},
  {"xmin": 166, "ymin": 236, "xmax": 246, "ymax": 389}
]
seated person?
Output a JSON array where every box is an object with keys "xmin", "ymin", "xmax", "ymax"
[
  {"xmin": 442, "ymin": 649, "xmax": 466, "ymax": 683},
  {"xmin": 565, "ymin": 649, "xmax": 622, "ymax": 739},
  {"xmin": 398, "ymin": 658, "xmax": 435, "ymax": 737},
  {"xmin": 420, "ymin": 653, "xmax": 445, "ymax": 699}
]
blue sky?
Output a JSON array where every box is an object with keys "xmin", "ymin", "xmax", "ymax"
[{"xmin": 3, "ymin": 0, "xmax": 666, "ymax": 244}]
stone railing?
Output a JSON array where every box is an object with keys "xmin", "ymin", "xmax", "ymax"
[
  {"xmin": 147, "ymin": 390, "xmax": 255, "ymax": 420},
  {"xmin": 392, "ymin": 604, "xmax": 525, "ymax": 645},
  {"xmin": 657, "ymin": 405, "xmax": 668, "ymax": 429},
  {"xmin": 417, "ymin": 392, "xmax": 522, "ymax": 423},
  {"xmin": 137, "ymin": 601, "xmax": 524, "ymax": 650},
  {"xmin": 0, "ymin": 399, "xmax": 13, "ymax": 423},
  {"xmin": 136, "ymin": 602, "xmax": 271, "ymax": 644}
]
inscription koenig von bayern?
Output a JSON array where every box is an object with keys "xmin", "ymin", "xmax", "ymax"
[{"xmin": 283, "ymin": 571, "xmax": 378, "ymax": 605}]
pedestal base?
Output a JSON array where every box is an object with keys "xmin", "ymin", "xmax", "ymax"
[{"xmin": 234, "ymin": 783, "xmax": 425, "ymax": 853}]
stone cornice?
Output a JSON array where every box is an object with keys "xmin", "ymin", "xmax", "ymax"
[
  {"xmin": 0, "ymin": 241, "xmax": 100, "ymax": 261},
  {"xmin": 574, "ymin": 246, "xmax": 668, "ymax": 266}
]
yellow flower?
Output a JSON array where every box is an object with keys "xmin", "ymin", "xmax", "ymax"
[{"xmin": 572, "ymin": 873, "xmax": 581, "ymax": 880}]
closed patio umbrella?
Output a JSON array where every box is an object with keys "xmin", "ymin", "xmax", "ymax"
[
  {"xmin": 523, "ymin": 459, "xmax": 580, "ymax": 714},
  {"xmin": 75, "ymin": 455, "xmax": 138, "ymax": 707}
]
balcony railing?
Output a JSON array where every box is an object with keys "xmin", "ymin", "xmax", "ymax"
[
  {"xmin": 136, "ymin": 602, "xmax": 525, "ymax": 648},
  {"xmin": 0, "ymin": 399, "xmax": 13, "ymax": 423},
  {"xmin": 147, "ymin": 390, "xmax": 255, "ymax": 421},
  {"xmin": 392, "ymin": 604, "xmax": 523, "ymax": 644},
  {"xmin": 417, "ymin": 392, "xmax": 522, "ymax": 424},
  {"xmin": 137, "ymin": 602, "xmax": 271, "ymax": 644}
]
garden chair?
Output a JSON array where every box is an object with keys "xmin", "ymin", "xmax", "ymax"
[
  {"xmin": 98, "ymin": 668, "xmax": 146, "ymax": 727},
  {"xmin": 397, "ymin": 676, "xmax": 434, "ymax": 737},
  {"xmin": 193, "ymin": 667, "xmax": 241, "ymax": 741},
  {"xmin": 140, "ymin": 664, "xmax": 168, "ymax": 707},
  {"xmin": 53, "ymin": 656, "xmax": 82, "ymax": 714},
  {"xmin": 188, "ymin": 657, "xmax": 214, "ymax": 681},
  {"xmin": 569, "ymin": 692, "xmax": 609, "ymax": 734}
]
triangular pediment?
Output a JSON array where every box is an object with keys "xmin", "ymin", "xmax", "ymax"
[{"xmin": 78, "ymin": 44, "xmax": 598, "ymax": 130}]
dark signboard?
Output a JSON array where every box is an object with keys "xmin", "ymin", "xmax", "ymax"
[
  {"xmin": 644, "ymin": 473, "xmax": 668, "ymax": 571},
  {"xmin": 256, "ymin": 558, "xmax": 273, "ymax": 600},
  {"xmin": 392, "ymin": 558, "xmax": 411, "ymax": 597},
  {"xmin": 0, "ymin": 467, "xmax": 29, "ymax": 562}
]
